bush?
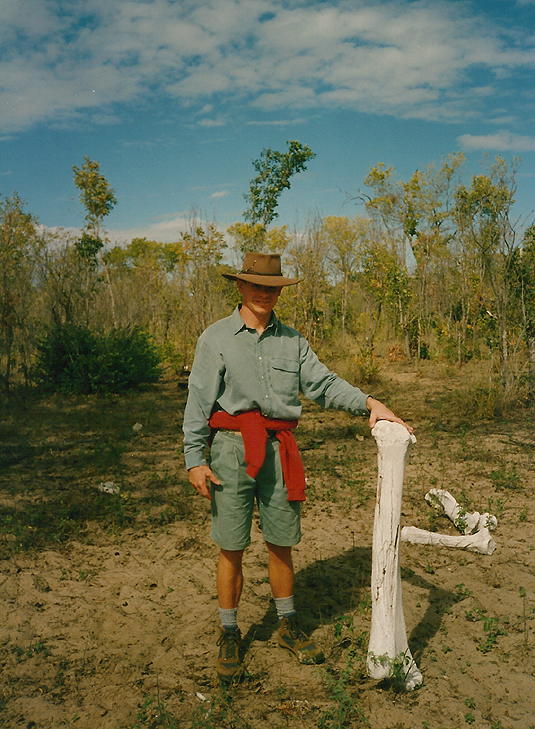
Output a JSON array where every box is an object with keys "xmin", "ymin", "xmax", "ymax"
[{"xmin": 34, "ymin": 324, "xmax": 161, "ymax": 393}]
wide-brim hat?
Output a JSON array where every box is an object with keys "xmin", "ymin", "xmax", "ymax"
[{"xmin": 222, "ymin": 252, "xmax": 300, "ymax": 287}]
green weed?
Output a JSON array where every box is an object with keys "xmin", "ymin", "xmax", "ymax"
[
  {"xmin": 11, "ymin": 640, "xmax": 52, "ymax": 663},
  {"xmin": 367, "ymin": 651, "xmax": 418, "ymax": 693},
  {"xmin": 132, "ymin": 693, "xmax": 178, "ymax": 728},
  {"xmin": 479, "ymin": 616, "xmax": 508, "ymax": 654},
  {"xmin": 318, "ymin": 667, "xmax": 369, "ymax": 729},
  {"xmin": 189, "ymin": 689, "xmax": 251, "ymax": 729},
  {"xmin": 490, "ymin": 463, "xmax": 521, "ymax": 491},
  {"xmin": 454, "ymin": 583, "xmax": 473, "ymax": 602}
]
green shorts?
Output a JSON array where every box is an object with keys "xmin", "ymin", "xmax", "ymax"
[{"xmin": 209, "ymin": 430, "xmax": 302, "ymax": 551}]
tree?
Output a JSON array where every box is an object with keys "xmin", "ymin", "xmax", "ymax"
[
  {"xmin": 0, "ymin": 193, "xmax": 39, "ymax": 389},
  {"xmin": 454, "ymin": 157, "xmax": 520, "ymax": 391},
  {"xmin": 509, "ymin": 224, "xmax": 535, "ymax": 379},
  {"xmin": 36, "ymin": 229, "xmax": 98, "ymax": 328},
  {"xmin": 73, "ymin": 157, "xmax": 117, "ymax": 247},
  {"xmin": 404, "ymin": 155, "xmax": 465, "ymax": 361},
  {"xmin": 285, "ymin": 215, "xmax": 329, "ymax": 343},
  {"xmin": 181, "ymin": 216, "xmax": 228, "ymax": 342},
  {"xmin": 321, "ymin": 216, "xmax": 367, "ymax": 339},
  {"xmin": 360, "ymin": 240, "xmax": 412, "ymax": 357},
  {"xmin": 243, "ymin": 140, "xmax": 315, "ymax": 249},
  {"xmin": 72, "ymin": 157, "xmax": 118, "ymax": 323},
  {"xmin": 105, "ymin": 237, "xmax": 188, "ymax": 347},
  {"xmin": 226, "ymin": 223, "xmax": 291, "ymax": 259}
]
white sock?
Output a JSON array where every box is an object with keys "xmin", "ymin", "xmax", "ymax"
[
  {"xmin": 219, "ymin": 607, "xmax": 238, "ymax": 630},
  {"xmin": 274, "ymin": 595, "xmax": 296, "ymax": 619}
]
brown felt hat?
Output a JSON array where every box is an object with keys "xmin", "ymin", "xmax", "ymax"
[{"xmin": 222, "ymin": 252, "xmax": 300, "ymax": 287}]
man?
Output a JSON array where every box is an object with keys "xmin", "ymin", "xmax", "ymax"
[{"xmin": 183, "ymin": 252, "xmax": 412, "ymax": 681}]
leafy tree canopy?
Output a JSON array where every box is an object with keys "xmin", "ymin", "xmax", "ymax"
[
  {"xmin": 73, "ymin": 157, "xmax": 117, "ymax": 244},
  {"xmin": 243, "ymin": 140, "xmax": 315, "ymax": 249}
]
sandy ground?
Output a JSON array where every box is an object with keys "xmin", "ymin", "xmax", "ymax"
[{"xmin": 1, "ymin": 366, "xmax": 535, "ymax": 729}]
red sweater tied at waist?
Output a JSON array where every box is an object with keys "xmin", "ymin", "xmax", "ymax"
[{"xmin": 209, "ymin": 409, "xmax": 307, "ymax": 502}]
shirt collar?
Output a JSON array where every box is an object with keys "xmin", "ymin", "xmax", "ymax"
[{"xmin": 231, "ymin": 306, "xmax": 280, "ymax": 334}]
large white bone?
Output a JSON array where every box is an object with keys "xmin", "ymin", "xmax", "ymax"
[
  {"xmin": 400, "ymin": 525, "xmax": 496, "ymax": 555},
  {"xmin": 367, "ymin": 420, "xmax": 423, "ymax": 691},
  {"xmin": 424, "ymin": 488, "xmax": 497, "ymax": 535}
]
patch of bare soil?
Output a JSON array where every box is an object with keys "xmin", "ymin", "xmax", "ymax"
[{"xmin": 1, "ymin": 363, "xmax": 535, "ymax": 729}]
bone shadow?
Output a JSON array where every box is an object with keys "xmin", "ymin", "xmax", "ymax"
[{"xmin": 241, "ymin": 546, "xmax": 456, "ymax": 664}]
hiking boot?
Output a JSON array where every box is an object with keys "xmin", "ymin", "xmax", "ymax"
[
  {"xmin": 277, "ymin": 615, "xmax": 324, "ymax": 664},
  {"xmin": 216, "ymin": 627, "xmax": 242, "ymax": 681}
]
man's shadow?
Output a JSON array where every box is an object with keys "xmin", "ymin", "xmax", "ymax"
[{"xmin": 242, "ymin": 546, "xmax": 456, "ymax": 665}]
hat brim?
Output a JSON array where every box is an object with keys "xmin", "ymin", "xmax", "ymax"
[{"xmin": 222, "ymin": 272, "xmax": 300, "ymax": 287}]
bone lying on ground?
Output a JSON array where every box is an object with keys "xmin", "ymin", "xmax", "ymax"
[
  {"xmin": 425, "ymin": 488, "xmax": 497, "ymax": 534},
  {"xmin": 401, "ymin": 525, "xmax": 496, "ymax": 555},
  {"xmin": 367, "ymin": 420, "xmax": 423, "ymax": 691}
]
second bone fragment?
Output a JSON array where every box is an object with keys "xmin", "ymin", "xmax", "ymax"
[
  {"xmin": 400, "ymin": 489, "xmax": 498, "ymax": 555},
  {"xmin": 425, "ymin": 488, "xmax": 497, "ymax": 534},
  {"xmin": 400, "ymin": 525, "xmax": 496, "ymax": 555}
]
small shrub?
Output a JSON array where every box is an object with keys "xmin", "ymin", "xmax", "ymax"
[
  {"xmin": 450, "ymin": 385, "xmax": 505, "ymax": 419},
  {"xmin": 34, "ymin": 324, "xmax": 161, "ymax": 394}
]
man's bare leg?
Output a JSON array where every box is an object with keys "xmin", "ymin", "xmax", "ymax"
[
  {"xmin": 216, "ymin": 549, "xmax": 244, "ymax": 681},
  {"xmin": 266, "ymin": 541, "xmax": 324, "ymax": 664},
  {"xmin": 217, "ymin": 549, "xmax": 244, "ymax": 608},
  {"xmin": 266, "ymin": 542, "xmax": 294, "ymax": 598}
]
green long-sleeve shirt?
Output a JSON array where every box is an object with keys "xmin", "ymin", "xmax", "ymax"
[{"xmin": 183, "ymin": 307, "xmax": 369, "ymax": 470}]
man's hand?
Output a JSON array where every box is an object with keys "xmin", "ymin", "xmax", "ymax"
[
  {"xmin": 366, "ymin": 397, "xmax": 413, "ymax": 434},
  {"xmin": 188, "ymin": 464, "xmax": 220, "ymax": 500}
]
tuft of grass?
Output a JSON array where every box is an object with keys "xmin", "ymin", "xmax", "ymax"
[
  {"xmin": 490, "ymin": 462, "xmax": 521, "ymax": 491},
  {"xmin": 132, "ymin": 693, "xmax": 178, "ymax": 729}
]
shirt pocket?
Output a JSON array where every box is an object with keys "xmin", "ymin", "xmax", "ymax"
[{"xmin": 270, "ymin": 357, "xmax": 300, "ymax": 399}]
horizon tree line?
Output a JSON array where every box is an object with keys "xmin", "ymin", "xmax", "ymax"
[{"xmin": 1, "ymin": 145, "xmax": 534, "ymax": 407}]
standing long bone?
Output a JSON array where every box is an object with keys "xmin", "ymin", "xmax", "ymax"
[{"xmin": 367, "ymin": 420, "xmax": 423, "ymax": 690}]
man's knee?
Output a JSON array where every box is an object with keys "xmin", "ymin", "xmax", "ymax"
[{"xmin": 220, "ymin": 548, "xmax": 245, "ymax": 566}]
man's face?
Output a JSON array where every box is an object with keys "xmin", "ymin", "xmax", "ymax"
[{"xmin": 237, "ymin": 280, "xmax": 282, "ymax": 317}]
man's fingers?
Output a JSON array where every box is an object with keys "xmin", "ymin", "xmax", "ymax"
[
  {"xmin": 188, "ymin": 465, "xmax": 220, "ymax": 500},
  {"xmin": 367, "ymin": 398, "xmax": 414, "ymax": 434}
]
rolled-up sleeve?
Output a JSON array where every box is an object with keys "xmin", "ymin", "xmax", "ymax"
[{"xmin": 299, "ymin": 337, "xmax": 369, "ymax": 415}]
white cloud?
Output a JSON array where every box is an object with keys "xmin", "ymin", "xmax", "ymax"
[
  {"xmin": 108, "ymin": 215, "xmax": 191, "ymax": 244},
  {"xmin": 210, "ymin": 190, "xmax": 230, "ymax": 199},
  {"xmin": 197, "ymin": 118, "xmax": 226, "ymax": 127},
  {"xmin": 458, "ymin": 130, "xmax": 535, "ymax": 152},
  {"xmin": 1, "ymin": 0, "xmax": 535, "ymax": 133},
  {"xmin": 246, "ymin": 118, "xmax": 307, "ymax": 125}
]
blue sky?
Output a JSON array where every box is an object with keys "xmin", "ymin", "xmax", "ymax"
[{"xmin": 1, "ymin": 0, "xmax": 534, "ymax": 244}]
